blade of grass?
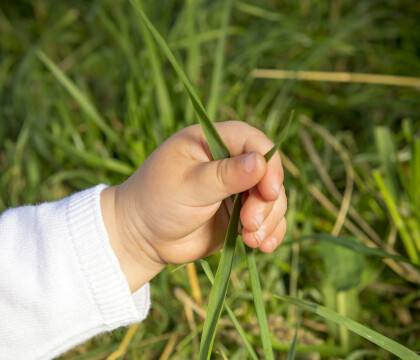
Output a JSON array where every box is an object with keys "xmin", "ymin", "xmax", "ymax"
[
  {"xmin": 206, "ymin": 0, "xmax": 234, "ymax": 121},
  {"xmin": 130, "ymin": 0, "xmax": 230, "ymax": 160},
  {"xmin": 240, "ymin": 116, "xmax": 293, "ymax": 360},
  {"xmin": 129, "ymin": 6, "xmax": 291, "ymax": 359},
  {"xmin": 98, "ymin": 9, "xmax": 140, "ymax": 79},
  {"xmin": 264, "ymin": 110, "xmax": 294, "ymax": 162},
  {"xmin": 199, "ymin": 260, "xmax": 259, "ymax": 360},
  {"xmin": 198, "ymin": 193, "xmax": 241, "ymax": 360},
  {"xmin": 128, "ymin": 5, "xmax": 240, "ymax": 358},
  {"xmin": 373, "ymin": 170, "xmax": 420, "ymax": 264},
  {"xmin": 286, "ymin": 309, "xmax": 301, "ymax": 360},
  {"xmin": 276, "ymin": 295, "xmax": 420, "ymax": 360},
  {"xmin": 42, "ymin": 130, "xmax": 133, "ymax": 175},
  {"xmin": 374, "ymin": 126, "xmax": 398, "ymax": 203},
  {"xmin": 0, "ymin": 55, "xmax": 13, "ymax": 103},
  {"xmin": 136, "ymin": 0, "xmax": 174, "ymax": 131},
  {"xmin": 170, "ymin": 263, "xmax": 191, "ymax": 273},
  {"xmin": 240, "ymin": 241, "xmax": 274, "ymax": 360},
  {"xmin": 170, "ymin": 27, "xmax": 243, "ymax": 50},
  {"xmin": 35, "ymin": 50, "xmax": 118, "ymax": 144},
  {"xmin": 286, "ymin": 234, "xmax": 419, "ymax": 268},
  {"xmin": 185, "ymin": 0, "xmax": 200, "ymax": 125},
  {"xmin": 411, "ymin": 138, "xmax": 420, "ymax": 212}
]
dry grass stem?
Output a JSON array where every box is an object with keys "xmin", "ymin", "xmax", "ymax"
[
  {"xmin": 298, "ymin": 126, "xmax": 354, "ymax": 236},
  {"xmin": 187, "ymin": 262, "xmax": 203, "ymax": 306},
  {"xmin": 130, "ymin": 330, "xmax": 189, "ymax": 353},
  {"xmin": 106, "ymin": 324, "xmax": 138, "ymax": 360},
  {"xmin": 158, "ymin": 333, "xmax": 179, "ymax": 360},
  {"xmin": 300, "ymin": 116, "xmax": 383, "ymax": 246},
  {"xmin": 183, "ymin": 300, "xmax": 199, "ymax": 355},
  {"xmin": 252, "ymin": 69, "xmax": 420, "ymax": 88},
  {"xmin": 173, "ymin": 287, "xmax": 231, "ymax": 327}
]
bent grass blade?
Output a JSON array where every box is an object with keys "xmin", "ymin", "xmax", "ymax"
[
  {"xmin": 276, "ymin": 295, "xmax": 420, "ymax": 360},
  {"xmin": 130, "ymin": 4, "xmax": 279, "ymax": 358}
]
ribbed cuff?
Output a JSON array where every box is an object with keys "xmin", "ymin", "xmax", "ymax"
[{"xmin": 66, "ymin": 185, "xmax": 150, "ymax": 329}]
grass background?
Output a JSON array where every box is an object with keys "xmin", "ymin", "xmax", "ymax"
[{"xmin": 1, "ymin": 0, "xmax": 420, "ymax": 358}]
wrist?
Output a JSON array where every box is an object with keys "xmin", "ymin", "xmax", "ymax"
[{"xmin": 100, "ymin": 186, "xmax": 165, "ymax": 293}]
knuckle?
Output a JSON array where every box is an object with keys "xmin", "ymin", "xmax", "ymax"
[{"xmin": 216, "ymin": 159, "xmax": 230, "ymax": 191}]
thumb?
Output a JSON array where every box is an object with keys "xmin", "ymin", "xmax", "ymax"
[{"xmin": 189, "ymin": 152, "xmax": 266, "ymax": 204}]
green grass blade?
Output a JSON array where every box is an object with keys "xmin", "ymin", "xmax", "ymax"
[
  {"xmin": 206, "ymin": 0, "xmax": 234, "ymax": 121},
  {"xmin": 410, "ymin": 138, "xmax": 420, "ymax": 213},
  {"xmin": 35, "ymin": 50, "xmax": 118, "ymax": 144},
  {"xmin": 286, "ymin": 309, "xmax": 301, "ymax": 360},
  {"xmin": 320, "ymin": 241, "xmax": 364, "ymax": 291},
  {"xmin": 240, "ymin": 241, "xmax": 274, "ymax": 360},
  {"xmin": 185, "ymin": 0, "xmax": 200, "ymax": 125},
  {"xmin": 374, "ymin": 126, "xmax": 398, "ymax": 203},
  {"xmin": 130, "ymin": 0, "xmax": 230, "ymax": 160},
  {"xmin": 199, "ymin": 260, "xmax": 259, "ymax": 360},
  {"xmin": 170, "ymin": 27, "xmax": 243, "ymax": 50},
  {"xmin": 287, "ymin": 234, "xmax": 419, "ymax": 268},
  {"xmin": 373, "ymin": 170, "xmax": 420, "ymax": 264},
  {"xmin": 136, "ymin": 0, "xmax": 174, "ymax": 130},
  {"xmin": 276, "ymin": 295, "xmax": 420, "ymax": 360},
  {"xmin": 98, "ymin": 9, "xmax": 140, "ymax": 79},
  {"xmin": 169, "ymin": 263, "xmax": 191, "ymax": 273},
  {"xmin": 198, "ymin": 194, "xmax": 241, "ymax": 360},
  {"xmin": 0, "ymin": 55, "xmax": 13, "ymax": 103},
  {"xmin": 42, "ymin": 131, "xmax": 133, "ymax": 175},
  {"xmin": 264, "ymin": 110, "xmax": 294, "ymax": 162}
]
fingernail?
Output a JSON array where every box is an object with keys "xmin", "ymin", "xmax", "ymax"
[
  {"xmin": 253, "ymin": 214, "xmax": 264, "ymax": 229},
  {"xmin": 253, "ymin": 229, "xmax": 266, "ymax": 245},
  {"xmin": 272, "ymin": 183, "xmax": 280, "ymax": 198},
  {"xmin": 242, "ymin": 152, "xmax": 256, "ymax": 173}
]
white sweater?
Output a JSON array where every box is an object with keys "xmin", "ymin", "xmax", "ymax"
[{"xmin": 0, "ymin": 185, "xmax": 150, "ymax": 360}]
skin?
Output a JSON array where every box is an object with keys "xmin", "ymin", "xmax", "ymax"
[{"xmin": 101, "ymin": 121, "xmax": 287, "ymax": 293}]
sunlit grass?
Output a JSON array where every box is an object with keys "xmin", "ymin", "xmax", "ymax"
[{"xmin": 1, "ymin": 0, "xmax": 420, "ymax": 358}]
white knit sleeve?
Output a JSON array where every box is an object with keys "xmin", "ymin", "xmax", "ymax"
[{"xmin": 0, "ymin": 185, "xmax": 150, "ymax": 360}]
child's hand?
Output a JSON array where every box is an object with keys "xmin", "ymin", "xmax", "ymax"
[{"xmin": 101, "ymin": 121, "xmax": 287, "ymax": 292}]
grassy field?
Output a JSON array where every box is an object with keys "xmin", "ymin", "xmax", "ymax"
[{"xmin": 1, "ymin": 0, "xmax": 420, "ymax": 359}]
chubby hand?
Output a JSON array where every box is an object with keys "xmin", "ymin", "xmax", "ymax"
[{"xmin": 101, "ymin": 121, "xmax": 287, "ymax": 292}]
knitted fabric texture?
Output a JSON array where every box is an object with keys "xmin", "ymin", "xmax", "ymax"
[{"xmin": 0, "ymin": 185, "xmax": 150, "ymax": 360}]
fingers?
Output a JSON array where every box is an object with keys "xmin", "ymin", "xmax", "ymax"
[
  {"xmin": 241, "ymin": 184, "xmax": 287, "ymax": 252},
  {"xmin": 259, "ymin": 218, "xmax": 287, "ymax": 253},
  {"xmin": 240, "ymin": 187, "xmax": 275, "ymax": 232}
]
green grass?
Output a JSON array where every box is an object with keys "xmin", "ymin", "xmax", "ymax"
[{"xmin": 1, "ymin": 0, "xmax": 420, "ymax": 359}]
